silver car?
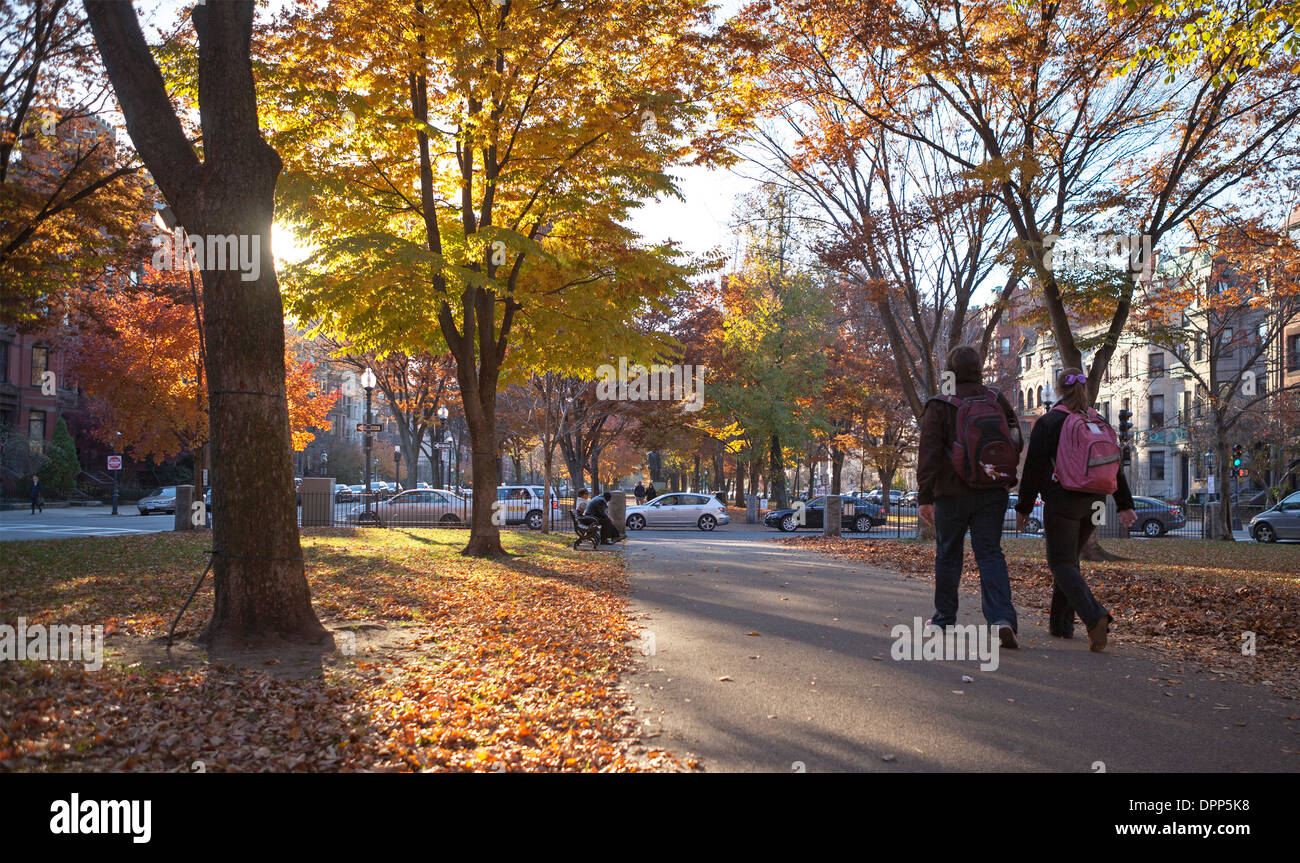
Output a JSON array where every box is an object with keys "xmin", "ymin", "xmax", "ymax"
[
  {"xmin": 625, "ymin": 493, "xmax": 730, "ymax": 531},
  {"xmin": 138, "ymin": 486, "xmax": 178, "ymax": 515},
  {"xmin": 1004, "ymin": 493, "xmax": 1043, "ymax": 533},
  {"xmin": 1249, "ymin": 491, "xmax": 1300, "ymax": 543},
  {"xmin": 347, "ymin": 489, "xmax": 469, "ymax": 526}
]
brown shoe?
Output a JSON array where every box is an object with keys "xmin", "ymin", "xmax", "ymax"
[{"xmin": 1088, "ymin": 614, "xmax": 1113, "ymax": 652}]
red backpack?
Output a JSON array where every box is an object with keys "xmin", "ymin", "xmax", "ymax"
[
  {"xmin": 929, "ymin": 388, "xmax": 1021, "ymax": 488},
  {"xmin": 1050, "ymin": 404, "xmax": 1120, "ymax": 494}
]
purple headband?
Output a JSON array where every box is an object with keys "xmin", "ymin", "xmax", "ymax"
[{"xmin": 1063, "ymin": 373, "xmax": 1087, "ymax": 386}]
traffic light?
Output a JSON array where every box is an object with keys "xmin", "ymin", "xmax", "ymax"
[
  {"xmin": 1232, "ymin": 443, "xmax": 1242, "ymax": 469},
  {"xmin": 1118, "ymin": 409, "xmax": 1132, "ymax": 442},
  {"xmin": 1121, "ymin": 445, "xmax": 1132, "ymax": 468}
]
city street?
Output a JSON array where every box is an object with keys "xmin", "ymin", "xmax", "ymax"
[
  {"xmin": 626, "ymin": 532, "xmax": 1298, "ymax": 771},
  {"xmin": 0, "ymin": 506, "xmax": 173, "ymax": 542}
]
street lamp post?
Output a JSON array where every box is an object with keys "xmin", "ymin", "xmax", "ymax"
[
  {"xmin": 394, "ymin": 445, "xmax": 401, "ymax": 491},
  {"xmin": 446, "ymin": 433, "xmax": 456, "ymax": 491},
  {"xmin": 361, "ymin": 367, "xmax": 376, "ymax": 522},
  {"xmin": 435, "ymin": 405, "xmax": 449, "ymax": 488}
]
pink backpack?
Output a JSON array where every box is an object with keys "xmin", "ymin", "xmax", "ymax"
[{"xmin": 1051, "ymin": 404, "xmax": 1120, "ymax": 494}]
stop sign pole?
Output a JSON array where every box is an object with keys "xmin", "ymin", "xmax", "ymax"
[{"xmin": 108, "ymin": 453, "xmax": 122, "ymax": 515}]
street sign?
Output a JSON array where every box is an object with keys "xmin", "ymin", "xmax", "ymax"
[
  {"xmin": 107, "ymin": 455, "xmax": 122, "ymax": 471},
  {"xmin": 356, "ymin": 423, "xmax": 383, "ymax": 433}
]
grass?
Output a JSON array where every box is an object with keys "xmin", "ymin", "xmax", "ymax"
[{"xmin": 0, "ymin": 528, "xmax": 676, "ymax": 772}]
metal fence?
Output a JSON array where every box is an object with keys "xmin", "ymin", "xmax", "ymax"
[
  {"xmin": 296, "ymin": 490, "xmax": 582, "ymax": 531},
  {"xmin": 741, "ymin": 496, "xmax": 1262, "ymax": 541},
  {"xmin": 295, "ymin": 489, "xmax": 1272, "ymax": 542}
]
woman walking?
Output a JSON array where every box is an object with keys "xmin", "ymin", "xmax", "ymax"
[{"xmin": 1016, "ymin": 368, "xmax": 1137, "ymax": 651}]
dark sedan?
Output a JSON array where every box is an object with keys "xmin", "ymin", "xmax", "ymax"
[
  {"xmin": 764, "ymin": 495, "xmax": 885, "ymax": 533},
  {"xmin": 1130, "ymin": 496, "xmax": 1186, "ymax": 537}
]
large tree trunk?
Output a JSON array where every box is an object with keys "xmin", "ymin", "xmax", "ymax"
[
  {"xmin": 768, "ymin": 433, "xmax": 788, "ymax": 509},
  {"xmin": 830, "ymin": 446, "xmax": 843, "ymax": 495},
  {"xmin": 541, "ymin": 453, "xmax": 553, "ymax": 535},
  {"xmin": 734, "ymin": 458, "xmax": 745, "ymax": 507},
  {"xmin": 877, "ymin": 468, "xmax": 895, "ymax": 518},
  {"xmin": 85, "ymin": 0, "xmax": 328, "ymax": 649}
]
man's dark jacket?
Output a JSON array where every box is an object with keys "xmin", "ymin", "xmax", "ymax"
[
  {"xmin": 586, "ymin": 495, "xmax": 609, "ymax": 519},
  {"xmin": 917, "ymin": 381, "xmax": 1019, "ymax": 506}
]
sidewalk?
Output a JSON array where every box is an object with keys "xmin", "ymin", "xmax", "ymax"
[{"xmin": 625, "ymin": 532, "xmax": 1299, "ymax": 772}]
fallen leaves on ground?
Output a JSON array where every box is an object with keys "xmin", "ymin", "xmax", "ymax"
[
  {"xmin": 774, "ymin": 535, "xmax": 1300, "ymax": 697},
  {"xmin": 0, "ymin": 529, "xmax": 680, "ymax": 772}
]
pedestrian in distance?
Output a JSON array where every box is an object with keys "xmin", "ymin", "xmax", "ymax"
[
  {"xmin": 645, "ymin": 481, "xmax": 657, "ymax": 500},
  {"xmin": 917, "ymin": 345, "xmax": 1023, "ymax": 648},
  {"xmin": 1017, "ymin": 368, "xmax": 1137, "ymax": 652},
  {"xmin": 575, "ymin": 488, "xmax": 591, "ymax": 518},
  {"xmin": 634, "ymin": 480, "xmax": 646, "ymax": 506},
  {"xmin": 30, "ymin": 475, "xmax": 43, "ymax": 515}
]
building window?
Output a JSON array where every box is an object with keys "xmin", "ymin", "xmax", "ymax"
[
  {"xmin": 1018, "ymin": 389, "xmax": 1025, "ymax": 412},
  {"xmin": 1150, "ymin": 394, "xmax": 1164, "ymax": 429},
  {"xmin": 1195, "ymin": 335, "xmax": 1204, "ymax": 361},
  {"xmin": 28, "ymin": 410, "xmax": 46, "ymax": 453},
  {"xmin": 1100, "ymin": 401, "xmax": 1110, "ymax": 422},
  {"xmin": 1150, "ymin": 450, "xmax": 1165, "ymax": 481},
  {"xmin": 1149, "ymin": 352, "xmax": 1164, "ymax": 378},
  {"xmin": 1122, "ymin": 353, "xmax": 1130, "ymax": 377},
  {"xmin": 1287, "ymin": 333, "xmax": 1299, "ymax": 372},
  {"xmin": 31, "ymin": 346, "xmax": 49, "ymax": 387},
  {"xmin": 0, "ymin": 340, "xmax": 9, "ymax": 383},
  {"xmin": 1221, "ymin": 328, "xmax": 1233, "ymax": 360},
  {"xmin": 1037, "ymin": 385, "xmax": 1044, "ymax": 408},
  {"xmin": 1180, "ymin": 391, "xmax": 1190, "ymax": 424},
  {"xmin": 1001, "ymin": 337, "xmax": 1011, "ymax": 356}
]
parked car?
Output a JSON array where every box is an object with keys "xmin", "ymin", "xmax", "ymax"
[
  {"xmin": 1130, "ymin": 497, "xmax": 1186, "ymax": 537},
  {"xmin": 902, "ymin": 491, "xmax": 919, "ymax": 507},
  {"xmin": 1003, "ymin": 493, "xmax": 1044, "ymax": 533},
  {"xmin": 345, "ymin": 488, "xmax": 469, "ymax": 526},
  {"xmin": 865, "ymin": 488, "xmax": 904, "ymax": 506},
  {"xmin": 1249, "ymin": 491, "xmax": 1300, "ymax": 543},
  {"xmin": 495, "ymin": 485, "xmax": 560, "ymax": 530},
  {"xmin": 335, "ymin": 485, "xmax": 357, "ymax": 502},
  {"xmin": 625, "ymin": 493, "xmax": 731, "ymax": 531},
  {"xmin": 138, "ymin": 486, "xmax": 178, "ymax": 515},
  {"xmin": 764, "ymin": 495, "xmax": 885, "ymax": 533}
]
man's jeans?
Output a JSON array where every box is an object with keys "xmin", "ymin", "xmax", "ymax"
[{"xmin": 931, "ymin": 488, "xmax": 1017, "ymax": 630}]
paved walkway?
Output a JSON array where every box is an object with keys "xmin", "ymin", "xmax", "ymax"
[{"xmin": 625, "ymin": 533, "xmax": 1298, "ymax": 772}]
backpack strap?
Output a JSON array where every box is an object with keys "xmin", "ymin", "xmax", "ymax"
[{"xmin": 926, "ymin": 393, "xmax": 964, "ymax": 409}]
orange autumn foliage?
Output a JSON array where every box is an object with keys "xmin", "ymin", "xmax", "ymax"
[{"xmin": 70, "ymin": 272, "xmax": 335, "ymax": 461}]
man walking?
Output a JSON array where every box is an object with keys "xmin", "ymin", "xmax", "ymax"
[
  {"xmin": 634, "ymin": 480, "xmax": 646, "ymax": 506},
  {"xmin": 30, "ymin": 475, "xmax": 43, "ymax": 515},
  {"xmin": 917, "ymin": 345, "xmax": 1022, "ymax": 647}
]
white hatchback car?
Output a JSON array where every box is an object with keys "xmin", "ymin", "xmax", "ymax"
[{"xmin": 625, "ymin": 493, "xmax": 730, "ymax": 531}]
